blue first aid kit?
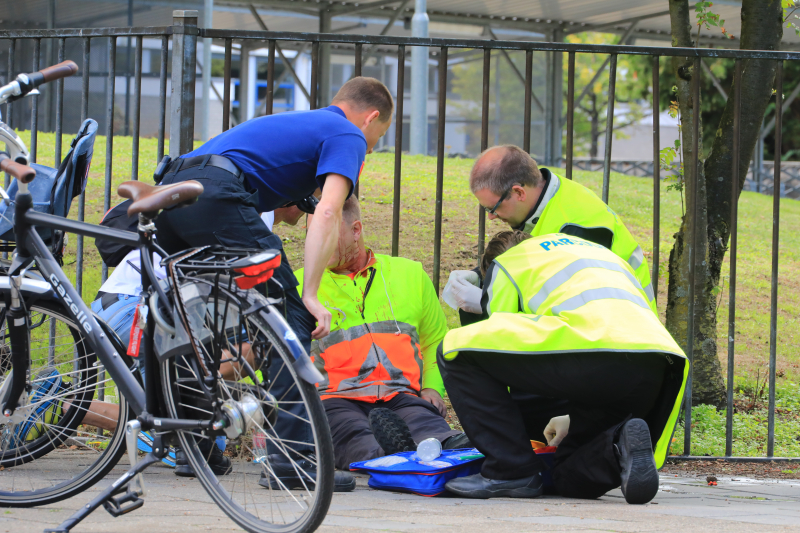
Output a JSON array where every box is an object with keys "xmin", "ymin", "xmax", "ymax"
[{"xmin": 350, "ymin": 448, "xmax": 485, "ymax": 497}]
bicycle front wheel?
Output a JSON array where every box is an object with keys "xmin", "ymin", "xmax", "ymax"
[
  {"xmin": 161, "ymin": 286, "xmax": 333, "ymax": 533},
  {"xmin": 0, "ymin": 300, "xmax": 132, "ymax": 507}
]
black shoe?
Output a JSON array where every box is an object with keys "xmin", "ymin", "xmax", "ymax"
[
  {"xmin": 174, "ymin": 442, "xmax": 232, "ymax": 478},
  {"xmin": 368, "ymin": 408, "xmax": 416, "ymax": 455},
  {"xmin": 617, "ymin": 418, "xmax": 659, "ymax": 504},
  {"xmin": 442, "ymin": 433, "xmax": 472, "ymax": 450},
  {"xmin": 258, "ymin": 454, "xmax": 355, "ymax": 492},
  {"xmin": 445, "ymin": 472, "xmax": 543, "ymax": 499}
]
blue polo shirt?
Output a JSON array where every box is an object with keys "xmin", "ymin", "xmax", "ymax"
[{"xmin": 184, "ymin": 106, "xmax": 366, "ymax": 212}]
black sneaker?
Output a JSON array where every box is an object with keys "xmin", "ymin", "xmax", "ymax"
[
  {"xmin": 174, "ymin": 441, "xmax": 232, "ymax": 477},
  {"xmin": 442, "ymin": 432, "xmax": 472, "ymax": 450},
  {"xmin": 368, "ymin": 408, "xmax": 416, "ymax": 455},
  {"xmin": 617, "ymin": 418, "xmax": 659, "ymax": 504},
  {"xmin": 258, "ymin": 454, "xmax": 355, "ymax": 492},
  {"xmin": 445, "ymin": 472, "xmax": 543, "ymax": 499}
]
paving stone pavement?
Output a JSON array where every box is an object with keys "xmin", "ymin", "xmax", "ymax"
[{"xmin": 3, "ymin": 463, "xmax": 800, "ymax": 533}]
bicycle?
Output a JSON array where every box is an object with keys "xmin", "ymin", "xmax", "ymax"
[{"xmin": 0, "ymin": 61, "xmax": 334, "ymax": 533}]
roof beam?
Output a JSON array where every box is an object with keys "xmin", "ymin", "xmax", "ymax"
[
  {"xmin": 362, "ymin": 0, "xmax": 410, "ymax": 63},
  {"xmin": 563, "ymin": 7, "xmax": 681, "ymax": 35},
  {"xmin": 329, "ymin": 0, "xmax": 404, "ymax": 16},
  {"xmin": 249, "ymin": 4, "xmax": 312, "ymax": 101},
  {"xmin": 486, "ymin": 27, "xmax": 544, "ymax": 113}
]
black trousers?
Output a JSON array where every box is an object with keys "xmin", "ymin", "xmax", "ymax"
[
  {"xmin": 156, "ymin": 166, "xmax": 316, "ymax": 454},
  {"xmin": 437, "ymin": 345, "xmax": 666, "ymax": 499},
  {"xmin": 324, "ymin": 394, "xmax": 461, "ymax": 470}
]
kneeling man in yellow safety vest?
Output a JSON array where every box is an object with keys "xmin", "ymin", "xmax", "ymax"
[
  {"xmin": 438, "ymin": 231, "xmax": 688, "ymax": 504},
  {"xmin": 297, "ymin": 197, "xmax": 467, "ymax": 471}
]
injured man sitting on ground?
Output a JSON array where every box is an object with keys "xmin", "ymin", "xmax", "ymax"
[{"xmin": 295, "ymin": 196, "xmax": 469, "ymax": 470}]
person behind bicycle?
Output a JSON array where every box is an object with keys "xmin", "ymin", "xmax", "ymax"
[
  {"xmin": 79, "ymin": 207, "xmax": 304, "ymax": 475},
  {"xmin": 154, "ymin": 76, "xmax": 393, "ymax": 492}
]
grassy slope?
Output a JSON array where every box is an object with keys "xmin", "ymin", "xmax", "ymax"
[{"xmin": 20, "ymin": 131, "xmax": 800, "ymax": 456}]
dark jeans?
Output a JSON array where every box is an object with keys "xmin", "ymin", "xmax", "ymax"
[
  {"xmin": 156, "ymin": 166, "xmax": 316, "ymax": 453},
  {"xmin": 324, "ymin": 393, "xmax": 461, "ymax": 470},
  {"xmin": 437, "ymin": 344, "xmax": 666, "ymax": 499}
]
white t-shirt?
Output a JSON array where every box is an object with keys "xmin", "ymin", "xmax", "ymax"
[{"xmin": 98, "ymin": 212, "xmax": 275, "ymax": 296}]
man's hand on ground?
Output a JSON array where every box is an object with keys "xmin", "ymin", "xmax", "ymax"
[
  {"xmin": 421, "ymin": 388, "xmax": 447, "ymax": 417},
  {"xmin": 543, "ymin": 415, "xmax": 570, "ymax": 447},
  {"xmin": 303, "ymin": 294, "xmax": 332, "ymax": 339}
]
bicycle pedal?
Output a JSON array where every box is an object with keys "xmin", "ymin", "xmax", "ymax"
[{"xmin": 102, "ymin": 490, "xmax": 144, "ymax": 518}]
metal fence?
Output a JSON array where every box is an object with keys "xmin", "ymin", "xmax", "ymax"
[
  {"xmin": 0, "ymin": 10, "xmax": 797, "ymax": 462},
  {"xmin": 573, "ymin": 159, "xmax": 800, "ymax": 199}
]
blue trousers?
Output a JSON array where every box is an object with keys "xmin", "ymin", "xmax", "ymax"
[{"xmin": 156, "ymin": 165, "xmax": 316, "ymax": 453}]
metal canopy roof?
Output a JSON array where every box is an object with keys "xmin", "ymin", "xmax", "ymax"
[{"xmin": 2, "ymin": 0, "xmax": 796, "ymax": 49}]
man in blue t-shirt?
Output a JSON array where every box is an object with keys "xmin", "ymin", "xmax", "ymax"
[{"xmin": 155, "ymin": 77, "xmax": 393, "ymax": 492}]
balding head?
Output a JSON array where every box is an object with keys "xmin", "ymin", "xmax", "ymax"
[{"xmin": 470, "ymin": 145, "xmax": 543, "ymax": 196}]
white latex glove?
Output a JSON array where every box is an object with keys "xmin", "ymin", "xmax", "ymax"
[
  {"xmin": 442, "ymin": 270, "xmax": 482, "ymax": 314},
  {"xmin": 543, "ymin": 415, "xmax": 570, "ymax": 447}
]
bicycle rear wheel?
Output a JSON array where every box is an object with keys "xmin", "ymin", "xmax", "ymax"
[
  {"xmin": 0, "ymin": 300, "xmax": 132, "ymax": 507},
  {"xmin": 161, "ymin": 285, "xmax": 333, "ymax": 533}
]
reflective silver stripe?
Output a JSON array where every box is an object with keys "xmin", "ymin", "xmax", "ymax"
[
  {"xmin": 643, "ymin": 282, "xmax": 655, "ymax": 303},
  {"xmin": 551, "ymin": 287, "xmax": 650, "ymax": 315},
  {"xmin": 485, "ymin": 262, "xmax": 501, "ymax": 316},
  {"xmin": 491, "ymin": 261, "xmax": 524, "ymax": 314},
  {"xmin": 628, "ymin": 246, "xmax": 645, "ymax": 271},
  {"xmin": 527, "ymin": 259, "xmax": 641, "ymax": 313}
]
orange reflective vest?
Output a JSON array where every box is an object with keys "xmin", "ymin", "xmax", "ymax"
[{"xmin": 296, "ymin": 251, "xmax": 448, "ymax": 402}]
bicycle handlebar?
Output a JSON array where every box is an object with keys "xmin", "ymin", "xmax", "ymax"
[
  {"xmin": 0, "ymin": 154, "xmax": 35, "ymax": 183},
  {"xmin": 38, "ymin": 60, "xmax": 79, "ymax": 84},
  {"xmin": 20, "ymin": 60, "xmax": 79, "ymax": 94},
  {"xmin": 0, "ymin": 60, "xmax": 79, "ymax": 106}
]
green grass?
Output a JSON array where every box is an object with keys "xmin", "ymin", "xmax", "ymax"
[
  {"xmin": 17, "ymin": 130, "xmax": 800, "ymax": 456},
  {"xmin": 671, "ymin": 377, "xmax": 800, "ymax": 457}
]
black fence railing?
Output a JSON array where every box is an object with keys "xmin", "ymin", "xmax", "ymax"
[{"xmin": 0, "ymin": 10, "xmax": 797, "ymax": 462}]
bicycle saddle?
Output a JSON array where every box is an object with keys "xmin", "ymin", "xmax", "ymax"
[{"xmin": 117, "ymin": 180, "xmax": 204, "ymax": 216}]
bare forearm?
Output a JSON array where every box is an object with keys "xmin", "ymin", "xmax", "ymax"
[{"xmin": 302, "ymin": 201, "xmax": 342, "ymax": 300}]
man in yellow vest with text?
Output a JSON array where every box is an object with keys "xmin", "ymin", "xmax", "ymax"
[
  {"xmin": 439, "ymin": 231, "xmax": 687, "ymax": 503},
  {"xmin": 445, "ymin": 145, "xmax": 657, "ymax": 323}
]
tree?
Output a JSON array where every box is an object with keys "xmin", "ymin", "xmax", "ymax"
[
  {"xmin": 666, "ymin": 0, "xmax": 784, "ymax": 406},
  {"xmin": 565, "ymin": 33, "xmax": 650, "ymax": 158}
]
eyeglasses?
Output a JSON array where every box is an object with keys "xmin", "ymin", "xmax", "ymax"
[{"xmin": 482, "ymin": 187, "xmax": 514, "ymax": 215}]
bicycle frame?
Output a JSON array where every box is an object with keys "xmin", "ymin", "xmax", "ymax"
[{"xmin": 4, "ymin": 192, "xmax": 216, "ymax": 434}]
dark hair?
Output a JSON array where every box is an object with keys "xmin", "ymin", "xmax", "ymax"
[
  {"xmin": 481, "ymin": 230, "xmax": 532, "ymax": 277},
  {"xmin": 470, "ymin": 145, "xmax": 543, "ymax": 196},
  {"xmin": 331, "ymin": 77, "xmax": 394, "ymax": 123}
]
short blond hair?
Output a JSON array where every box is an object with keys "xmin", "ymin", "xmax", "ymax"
[{"xmin": 342, "ymin": 195, "xmax": 361, "ymax": 224}]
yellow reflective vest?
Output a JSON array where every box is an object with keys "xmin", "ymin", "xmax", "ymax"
[
  {"xmin": 525, "ymin": 169, "xmax": 657, "ymax": 313},
  {"xmin": 296, "ymin": 251, "xmax": 448, "ymax": 401},
  {"xmin": 444, "ymin": 234, "xmax": 687, "ymax": 468}
]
